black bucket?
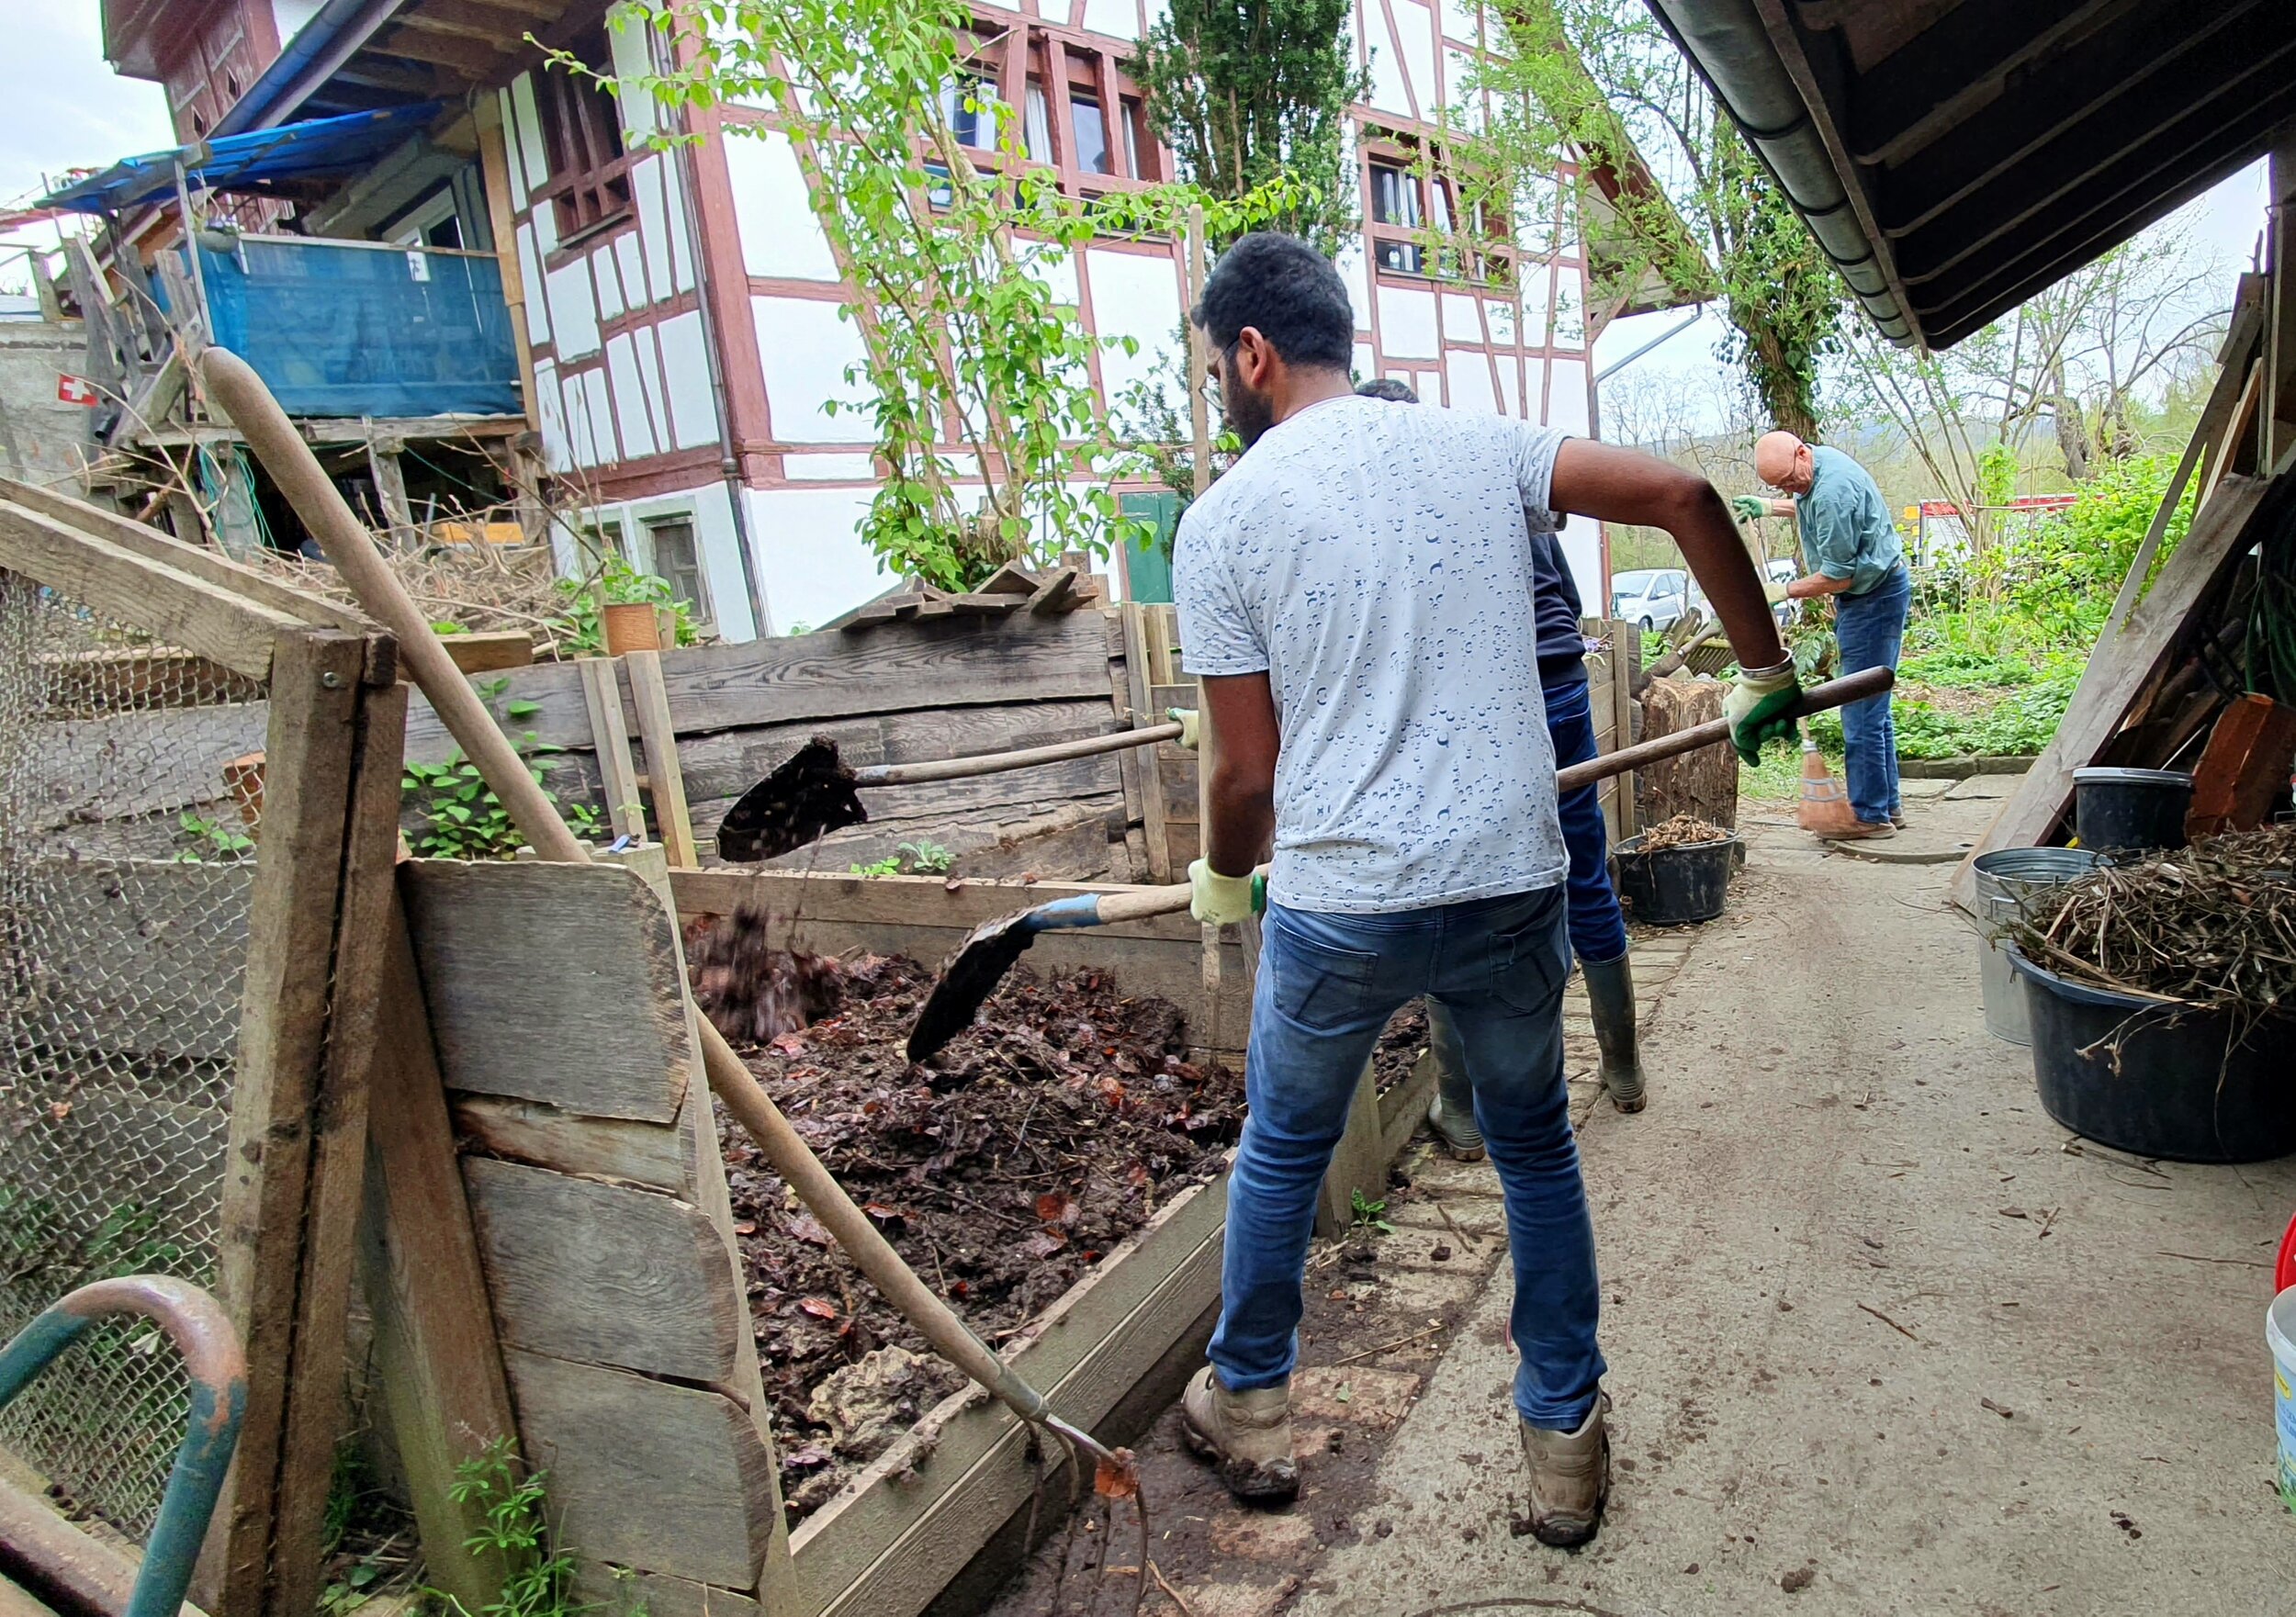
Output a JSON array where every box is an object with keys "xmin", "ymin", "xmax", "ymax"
[
  {"xmin": 2072, "ymin": 767, "xmax": 2193, "ymax": 856},
  {"xmin": 2007, "ymin": 947, "xmax": 2296, "ymax": 1162},
  {"xmin": 1613, "ymin": 832, "xmax": 1737, "ymax": 926}
]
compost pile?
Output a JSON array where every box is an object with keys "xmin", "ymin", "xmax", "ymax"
[
  {"xmin": 2004, "ymin": 825, "xmax": 2296, "ymax": 1010},
  {"xmin": 1641, "ymin": 813, "xmax": 1730, "ymax": 850},
  {"xmin": 1373, "ymin": 999, "xmax": 1428, "ymax": 1093},
  {"xmin": 688, "ymin": 919, "xmax": 1245, "ymax": 1524}
]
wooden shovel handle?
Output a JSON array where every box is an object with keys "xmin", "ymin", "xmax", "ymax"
[
  {"xmin": 858, "ymin": 720, "xmax": 1185, "ymax": 786},
  {"xmin": 1558, "ymin": 666, "xmax": 1894, "ymax": 792}
]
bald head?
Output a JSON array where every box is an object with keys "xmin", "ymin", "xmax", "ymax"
[{"xmin": 1755, "ymin": 431, "xmax": 1815, "ymax": 495}]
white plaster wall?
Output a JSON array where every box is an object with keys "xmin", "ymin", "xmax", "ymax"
[
  {"xmin": 1557, "ymin": 514, "xmax": 1604, "ymax": 615},
  {"xmin": 724, "ymin": 130, "xmax": 839, "ymax": 282},
  {"xmin": 1444, "ymin": 350, "xmax": 1500, "ymax": 414},
  {"xmin": 497, "ymin": 90, "xmax": 528, "ymax": 210},
  {"xmin": 516, "ymin": 224, "xmax": 549, "ymax": 347},
  {"xmin": 592, "ymin": 247, "xmax": 625, "ymax": 323},
  {"xmin": 783, "ymin": 452, "xmax": 878, "ymax": 481},
  {"xmin": 655, "ymin": 309, "xmax": 720, "ymax": 452},
  {"xmin": 633, "ymin": 157, "xmax": 677, "ymax": 301},
  {"xmin": 546, "ymin": 259, "xmax": 600, "ymax": 361},
  {"xmin": 1085, "ymin": 249, "xmax": 1182, "ymax": 409},
  {"xmin": 744, "ymin": 486, "xmax": 889, "ymax": 633},
  {"xmin": 1363, "ymin": 1, "xmax": 1412, "ymax": 119},
  {"xmin": 613, "ymin": 231, "xmax": 651, "ymax": 309},
  {"xmin": 1375, "ymin": 284, "xmax": 1440, "ymax": 360},
  {"xmin": 534, "ymin": 358, "xmax": 569, "ymax": 472},
  {"xmin": 1395, "ymin": 0, "xmax": 1438, "ymax": 118},
  {"xmin": 1547, "ymin": 358, "xmax": 1592, "ymax": 436},
  {"xmin": 509, "ymin": 74, "xmax": 549, "ymax": 196},
  {"xmin": 752, "ymin": 296, "xmax": 876, "ymax": 444},
  {"xmin": 1081, "ymin": 0, "xmax": 1139, "ymax": 39},
  {"xmin": 605, "ymin": 332, "xmax": 658, "ymax": 459},
  {"xmin": 1334, "ymin": 240, "xmax": 1373, "ymax": 333}
]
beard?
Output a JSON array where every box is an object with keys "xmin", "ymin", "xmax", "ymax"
[{"xmin": 1222, "ymin": 373, "xmax": 1277, "ymax": 449}]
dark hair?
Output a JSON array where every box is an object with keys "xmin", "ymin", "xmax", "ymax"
[
  {"xmin": 1356, "ymin": 377, "xmax": 1419, "ymax": 403},
  {"xmin": 1192, "ymin": 232, "xmax": 1356, "ymax": 372}
]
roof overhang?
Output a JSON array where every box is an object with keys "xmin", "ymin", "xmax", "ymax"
[{"xmin": 1643, "ymin": 0, "xmax": 2296, "ymax": 349}]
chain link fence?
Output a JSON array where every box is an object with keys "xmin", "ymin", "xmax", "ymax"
[{"xmin": 0, "ymin": 575, "xmax": 268, "ymax": 1536}]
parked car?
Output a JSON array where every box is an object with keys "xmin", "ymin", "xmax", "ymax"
[
  {"xmin": 1611, "ymin": 568, "xmax": 1689, "ymax": 632},
  {"xmin": 1686, "ymin": 557, "xmax": 1804, "ymax": 630}
]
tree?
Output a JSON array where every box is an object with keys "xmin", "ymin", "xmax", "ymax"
[
  {"xmin": 1443, "ymin": 0, "xmax": 1844, "ymax": 437},
  {"xmin": 1134, "ymin": 0, "xmax": 1367, "ymax": 251}
]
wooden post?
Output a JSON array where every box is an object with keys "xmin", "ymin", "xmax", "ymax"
[
  {"xmin": 1608, "ymin": 616, "xmax": 1638, "ymax": 840},
  {"xmin": 361, "ymin": 887, "xmax": 523, "ymax": 1612},
  {"xmin": 625, "ymin": 649, "xmax": 696, "ymax": 866},
  {"xmin": 1121, "ymin": 604, "xmax": 1173, "ymax": 881},
  {"xmin": 1187, "ymin": 206, "xmax": 1211, "ymax": 500},
  {"xmin": 2266, "ymin": 131, "xmax": 2296, "ymax": 468},
  {"xmin": 579, "ymin": 657, "xmax": 649, "ymax": 842},
  {"xmin": 266, "ymin": 677, "xmax": 410, "ymax": 1617},
  {"xmin": 474, "ymin": 96, "xmax": 544, "ymax": 439},
  {"xmin": 201, "ymin": 629, "xmax": 370, "ymax": 1616},
  {"xmin": 366, "ymin": 435, "xmax": 415, "ymax": 548}
]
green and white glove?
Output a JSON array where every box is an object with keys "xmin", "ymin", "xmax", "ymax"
[
  {"xmin": 1724, "ymin": 663, "xmax": 1802, "ymax": 767},
  {"xmin": 1730, "ymin": 494, "xmax": 1770, "ymax": 523},
  {"xmin": 1187, "ymin": 859, "xmax": 1263, "ymax": 926},
  {"xmin": 1167, "ymin": 706, "xmax": 1199, "ymax": 750},
  {"xmin": 1761, "ymin": 578, "xmax": 1791, "ymax": 605}
]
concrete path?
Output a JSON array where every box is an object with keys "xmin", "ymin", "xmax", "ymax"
[{"xmin": 1287, "ymin": 795, "xmax": 2296, "ymax": 1617}]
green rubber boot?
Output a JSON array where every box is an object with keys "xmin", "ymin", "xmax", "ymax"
[
  {"xmin": 1422, "ymin": 1000, "xmax": 1485, "ymax": 1161},
  {"xmin": 1583, "ymin": 953, "xmax": 1645, "ymax": 1113}
]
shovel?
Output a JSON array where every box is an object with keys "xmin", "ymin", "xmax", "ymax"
[
  {"xmin": 717, "ymin": 721, "xmax": 1187, "ymax": 862},
  {"xmin": 198, "ymin": 347, "xmax": 1139, "ymax": 1482},
  {"xmin": 906, "ymin": 665, "xmax": 1895, "ymax": 1060}
]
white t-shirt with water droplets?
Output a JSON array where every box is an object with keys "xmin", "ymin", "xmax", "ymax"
[{"xmin": 1173, "ymin": 395, "xmax": 1570, "ymax": 914}]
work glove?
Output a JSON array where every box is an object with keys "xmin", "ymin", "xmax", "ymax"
[
  {"xmin": 1187, "ymin": 859, "xmax": 1264, "ymax": 926},
  {"xmin": 1730, "ymin": 494, "xmax": 1770, "ymax": 523},
  {"xmin": 1724, "ymin": 663, "xmax": 1803, "ymax": 767},
  {"xmin": 1167, "ymin": 706, "xmax": 1199, "ymax": 749},
  {"xmin": 1761, "ymin": 578, "xmax": 1791, "ymax": 605}
]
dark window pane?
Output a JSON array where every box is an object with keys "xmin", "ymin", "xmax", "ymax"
[
  {"xmin": 1376, "ymin": 238, "xmax": 1424, "ymax": 274},
  {"xmin": 1072, "ymin": 91, "xmax": 1111, "ymax": 174},
  {"xmin": 1369, "ymin": 163, "xmax": 1419, "ymax": 227}
]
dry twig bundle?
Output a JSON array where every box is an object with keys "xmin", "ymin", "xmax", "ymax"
[
  {"xmin": 246, "ymin": 545, "xmax": 574, "ymax": 654},
  {"xmin": 2006, "ymin": 825, "xmax": 2296, "ymax": 1011},
  {"xmin": 1640, "ymin": 813, "xmax": 1730, "ymax": 851}
]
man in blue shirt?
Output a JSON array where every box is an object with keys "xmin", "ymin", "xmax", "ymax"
[{"xmin": 1737, "ymin": 432, "xmax": 1909, "ymax": 838}]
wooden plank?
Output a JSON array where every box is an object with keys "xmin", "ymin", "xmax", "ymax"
[
  {"xmin": 0, "ymin": 477, "xmax": 372, "ymax": 640},
  {"xmin": 1312, "ymin": 1061, "xmax": 1385, "ymax": 1240},
  {"xmin": 451, "ymin": 1095, "xmax": 691, "ymax": 1190},
  {"xmin": 0, "ymin": 500, "xmax": 307, "ymax": 682},
  {"xmin": 1121, "ymin": 607, "xmax": 1172, "ymax": 882},
  {"xmin": 362, "ymin": 892, "xmax": 523, "ymax": 1614},
  {"xmin": 401, "ymin": 608, "xmax": 1122, "ymax": 756},
  {"xmin": 1955, "ymin": 473, "xmax": 2271, "ymax": 904},
  {"xmin": 578, "ymin": 657, "xmax": 647, "ymax": 841},
  {"xmin": 204, "ymin": 630, "xmax": 366, "ymax": 1616},
  {"xmin": 790, "ymin": 1170, "xmax": 1230, "ymax": 1617},
  {"xmin": 440, "ymin": 629, "xmax": 535, "ymax": 672},
  {"xmin": 462, "ymin": 1158, "xmax": 747, "ymax": 1385},
  {"xmin": 1025, "ymin": 567, "xmax": 1080, "ymax": 615},
  {"xmin": 502, "ymin": 1350, "xmax": 777, "ymax": 1589},
  {"xmin": 27, "ymin": 705, "xmax": 273, "ymax": 832},
  {"xmin": 402, "ymin": 860, "xmax": 694, "ymax": 1122},
  {"xmin": 1606, "ymin": 618, "xmax": 1639, "ymax": 839},
  {"xmin": 572, "ymin": 1567, "xmax": 760, "ymax": 1617},
  {"xmin": 266, "ymin": 679, "xmax": 408, "ymax": 1617},
  {"xmin": 624, "ymin": 650, "xmax": 697, "ymax": 867},
  {"xmin": 1103, "ymin": 612, "xmax": 1145, "ymax": 870}
]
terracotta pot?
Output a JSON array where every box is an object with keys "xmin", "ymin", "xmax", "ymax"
[{"xmin": 601, "ymin": 601, "xmax": 662, "ymax": 655}]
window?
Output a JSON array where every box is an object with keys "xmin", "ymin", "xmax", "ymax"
[
  {"xmin": 577, "ymin": 518, "xmax": 626, "ymax": 570},
  {"xmin": 942, "ymin": 74, "xmax": 1002, "ymax": 151},
  {"xmin": 645, "ymin": 518, "xmax": 712, "ymax": 626},
  {"xmin": 1070, "ymin": 90, "xmax": 1111, "ymax": 175},
  {"xmin": 1023, "ymin": 81, "xmax": 1053, "ymax": 163},
  {"xmin": 1370, "ymin": 161, "xmax": 1423, "ymax": 274},
  {"xmin": 1120, "ymin": 95, "xmax": 1147, "ymax": 181},
  {"xmin": 535, "ymin": 27, "xmax": 634, "ymax": 242}
]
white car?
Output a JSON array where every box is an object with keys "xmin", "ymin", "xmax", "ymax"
[
  {"xmin": 1685, "ymin": 558, "xmax": 1804, "ymax": 629},
  {"xmin": 1611, "ymin": 568, "xmax": 1689, "ymax": 632}
]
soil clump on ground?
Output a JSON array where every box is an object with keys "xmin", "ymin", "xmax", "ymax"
[{"xmin": 687, "ymin": 913, "xmax": 1244, "ymax": 1524}]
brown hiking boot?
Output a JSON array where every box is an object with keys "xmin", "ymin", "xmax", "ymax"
[
  {"xmin": 1815, "ymin": 819, "xmax": 1896, "ymax": 840},
  {"xmin": 1181, "ymin": 1366, "xmax": 1300, "ymax": 1502},
  {"xmin": 1519, "ymin": 1394, "xmax": 1610, "ymax": 1546}
]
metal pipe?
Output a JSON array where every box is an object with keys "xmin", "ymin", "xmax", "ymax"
[{"xmin": 1593, "ymin": 305, "xmax": 1705, "ymax": 383}]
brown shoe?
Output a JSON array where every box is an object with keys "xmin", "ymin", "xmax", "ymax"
[
  {"xmin": 1181, "ymin": 1366, "xmax": 1300, "ymax": 1502},
  {"xmin": 1889, "ymin": 810, "xmax": 1908, "ymax": 830},
  {"xmin": 1520, "ymin": 1394, "xmax": 1610, "ymax": 1546},
  {"xmin": 1814, "ymin": 819, "xmax": 1896, "ymax": 841}
]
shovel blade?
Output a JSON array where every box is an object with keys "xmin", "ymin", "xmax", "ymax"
[
  {"xmin": 906, "ymin": 909, "xmax": 1041, "ymax": 1062},
  {"xmin": 716, "ymin": 737, "xmax": 869, "ymax": 862}
]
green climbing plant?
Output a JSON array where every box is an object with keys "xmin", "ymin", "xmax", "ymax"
[
  {"xmin": 401, "ymin": 681, "xmax": 602, "ymax": 859},
  {"xmin": 566, "ymin": 5, "xmax": 1302, "ymax": 592},
  {"xmin": 552, "ymin": 553, "xmax": 699, "ymax": 656}
]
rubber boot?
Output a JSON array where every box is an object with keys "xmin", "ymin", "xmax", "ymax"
[
  {"xmin": 1421, "ymin": 1001, "xmax": 1485, "ymax": 1161},
  {"xmin": 1583, "ymin": 953, "xmax": 1646, "ymax": 1113}
]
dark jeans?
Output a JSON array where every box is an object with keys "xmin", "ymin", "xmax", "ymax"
[
  {"xmin": 1835, "ymin": 566, "xmax": 1911, "ymax": 825},
  {"xmin": 1542, "ymin": 673, "xmax": 1630, "ymax": 965},
  {"xmin": 1209, "ymin": 887, "xmax": 1605, "ymax": 1427}
]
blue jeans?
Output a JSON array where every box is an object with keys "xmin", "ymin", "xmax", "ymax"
[
  {"xmin": 1210, "ymin": 886, "xmax": 1605, "ymax": 1428},
  {"xmin": 1543, "ymin": 673, "xmax": 1630, "ymax": 965},
  {"xmin": 1834, "ymin": 566, "xmax": 1910, "ymax": 825}
]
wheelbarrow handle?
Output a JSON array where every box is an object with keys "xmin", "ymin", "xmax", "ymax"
[{"xmin": 856, "ymin": 720, "xmax": 1185, "ymax": 787}]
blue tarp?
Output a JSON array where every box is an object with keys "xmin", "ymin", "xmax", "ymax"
[
  {"xmin": 40, "ymin": 104, "xmax": 445, "ymax": 216},
  {"xmin": 168, "ymin": 237, "xmax": 523, "ymax": 418}
]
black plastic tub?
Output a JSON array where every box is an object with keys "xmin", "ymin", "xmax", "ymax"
[
  {"xmin": 1613, "ymin": 831, "xmax": 1737, "ymax": 926},
  {"xmin": 2007, "ymin": 947, "xmax": 2296, "ymax": 1162},
  {"xmin": 2072, "ymin": 766, "xmax": 2193, "ymax": 856}
]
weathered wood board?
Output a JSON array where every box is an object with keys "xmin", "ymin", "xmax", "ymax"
[{"xmin": 400, "ymin": 860, "xmax": 693, "ymax": 1121}]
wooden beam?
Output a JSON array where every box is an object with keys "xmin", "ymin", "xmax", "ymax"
[
  {"xmin": 203, "ymin": 630, "xmax": 369, "ymax": 1615},
  {"xmin": 363, "ymin": 888, "xmax": 521, "ymax": 1613},
  {"xmin": 440, "ymin": 630, "xmax": 535, "ymax": 673},
  {"xmin": 0, "ymin": 499, "xmax": 308, "ymax": 682},
  {"xmin": 579, "ymin": 657, "xmax": 648, "ymax": 842},
  {"xmin": 1120, "ymin": 606, "xmax": 1171, "ymax": 881},
  {"xmin": 266, "ymin": 679, "xmax": 411, "ymax": 1617},
  {"xmin": 624, "ymin": 651, "xmax": 697, "ymax": 867},
  {"xmin": 395, "ymin": 0, "xmax": 532, "ymax": 45},
  {"xmin": 369, "ymin": 25, "xmax": 507, "ymax": 75}
]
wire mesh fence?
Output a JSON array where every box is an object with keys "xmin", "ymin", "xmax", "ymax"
[{"xmin": 0, "ymin": 574, "xmax": 268, "ymax": 1537}]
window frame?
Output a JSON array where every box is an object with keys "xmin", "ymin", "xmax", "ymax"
[
  {"xmin": 641, "ymin": 514, "xmax": 714, "ymax": 630},
  {"xmin": 1363, "ymin": 134, "xmax": 1517, "ymax": 288},
  {"xmin": 533, "ymin": 26, "xmax": 638, "ymax": 247}
]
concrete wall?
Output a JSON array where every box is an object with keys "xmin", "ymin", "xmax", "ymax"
[{"xmin": 0, "ymin": 320, "xmax": 98, "ymax": 490}]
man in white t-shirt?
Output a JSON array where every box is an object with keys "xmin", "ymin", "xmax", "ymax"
[{"xmin": 1172, "ymin": 232, "xmax": 1795, "ymax": 1545}]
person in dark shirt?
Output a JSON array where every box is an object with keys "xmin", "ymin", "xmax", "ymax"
[{"xmin": 1353, "ymin": 379, "xmax": 1644, "ymax": 1117}]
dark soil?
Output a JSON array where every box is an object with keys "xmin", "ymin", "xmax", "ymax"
[
  {"xmin": 689, "ymin": 921, "xmax": 1244, "ymax": 1526},
  {"xmin": 1373, "ymin": 998, "xmax": 1429, "ymax": 1094}
]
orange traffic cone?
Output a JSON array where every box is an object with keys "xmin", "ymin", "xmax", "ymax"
[{"xmin": 1795, "ymin": 726, "xmax": 1859, "ymax": 837}]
